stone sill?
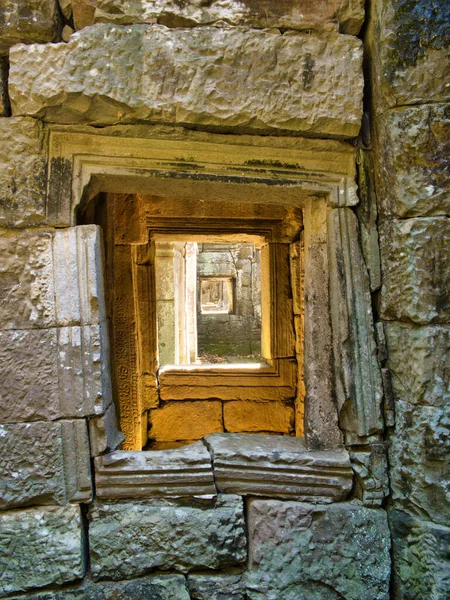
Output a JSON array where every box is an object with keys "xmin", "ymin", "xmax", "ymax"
[{"xmin": 94, "ymin": 433, "xmax": 353, "ymax": 503}]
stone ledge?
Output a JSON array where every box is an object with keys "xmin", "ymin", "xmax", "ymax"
[{"xmin": 206, "ymin": 433, "xmax": 353, "ymax": 502}]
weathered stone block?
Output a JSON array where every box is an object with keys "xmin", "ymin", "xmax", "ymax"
[
  {"xmin": 89, "ymin": 495, "xmax": 247, "ymax": 580},
  {"xmin": 0, "ymin": 420, "xmax": 91, "ymax": 509},
  {"xmin": 0, "ymin": 0, "xmax": 58, "ymax": 56},
  {"xmin": 0, "ymin": 117, "xmax": 47, "ymax": 227},
  {"xmin": 189, "ymin": 573, "xmax": 245, "ymax": 600},
  {"xmin": 91, "ymin": 0, "xmax": 365, "ymax": 35},
  {"xmin": 94, "ymin": 440, "xmax": 215, "ymax": 498},
  {"xmin": 88, "ymin": 401, "xmax": 124, "ymax": 456},
  {"xmin": 148, "ymin": 400, "xmax": 223, "ymax": 443},
  {"xmin": 390, "ymin": 510, "xmax": 450, "ymax": 600},
  {"xmin": 206, "ymin": 433, "xmax": 353, "ymax": 502},
  {"xmin": 0, "ymin": 226, "xmax": 106, "ymax": 329},
  {"xmin": 223, "ymin": 400, "xmax": 294, "ymax": 434},
  {"xmin": 370, "ymin": 0, "xmax": 450, "ymax": 112},
  {"xmin": 246, "ymin": 500, "xmax": 391, "ymax": 600},
  {"xmin": 0, "ymin": 505, "xmax": 84, "ymax": 597},
  {"xmin": 350, "ymin": 444, "xmax": 390, "ymax": 507},
  {"xmin": 0, "ymin": 325, "xmax": 111, "ymax": 422},
  {"xmin": 380, "ymin": 219, "xmax": 450, "ymax": 324},
  {"xmin": 374, "ymin": 104, "xmax": 450, "ymax": 218},
  {"xmin": 385, "ymin": 323, "xmax": 450, "ymax": 526},
  {"xmin": 9, "ymin": 25, "xmax": 363, "ymax": 138}
]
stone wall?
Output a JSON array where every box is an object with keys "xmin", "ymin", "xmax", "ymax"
[{"xmin": 0, "ymin": 0, "xmax": 448, "ymax": 598}]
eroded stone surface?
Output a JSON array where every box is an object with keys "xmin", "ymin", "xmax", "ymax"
[
  {"xmin": 88, "ymin": 0, "xmax": 366, "ymax": 34},
  {"xmin": 370, "ymin": 0, "xmax": 450, "ymax": 112},
  {"xmin": 246, "ymin": 500, "xmax": 391, "ymax": 600},
  {"xmin": 350, "ymin": 444, "xmax": 389, "ymax": 507},
  {"xmin": 0, "ymin": 0, "xmax": 58, "ymax": 56},
  {"xmin": 206, "ymin": 433, "xmax": 353, "ymax": 502},
  {"xmin": 0, "ymin": 117, "xmax": 48, "ymax": 228},
  {"xmin": 0, "ymin": 420, "xmax": 91, "ymax": 509},
  {"xmin": 380, "ymin": 219, "xmax": 450, "ymax": 324},
  {"xmin": 189, "ymin": 573, "xmax": 245, "ymax": 600},
  {"xmin": 0, "ymin": 326, "xmax": 111, "ymax": 422},
  {"xmin": 88, "ymin": 402, "xmax": 124, "ymax": 456},
  {"xmin": 9, "ymin": 25, "xmax": 363, "ymax": 138},
  {"xmin": 95, "ymin": 441, "xmax": 215, "ymax": 498},
  {"xmin": 89, "ymin": 495, "xmax": 247, "ymax": 580},
  {"xmin": 0, "ymin": 505, "xmax": 84, "ymax": 597},
  {"xmin": 390, "ymin": 510, "xmax": 450, "ymax": 600},
  {"xmin": 385, "ymin": 323, "xmax": 450, "ymax": 526},
  {"xmin": 374, "ymin": 104, "xmax": 450, "ymax": 218}
]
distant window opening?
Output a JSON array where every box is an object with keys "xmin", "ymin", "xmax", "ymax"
[{"xmin": 200, "ymin": 278, "xmax": 233, "ymax": 314}]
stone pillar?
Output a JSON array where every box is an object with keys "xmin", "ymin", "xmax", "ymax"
[
  {"xmin": 155, "ymin": 242, "xmax": 177, "ymax": 366},
  {"xmin": 185, "ymin": 242, "xmax": 198, "ymax": 365}
]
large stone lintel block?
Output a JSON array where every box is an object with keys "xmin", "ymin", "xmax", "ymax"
[
  {"xmin": 206, "ymin": 433, "xmax": 353, "ymax": 502},
  {"xmin": 88, "ymin": 495, "xmax": 247, "ymax": 580},
  {"xmin": 91, "ymin": 0, "xmax": 365, "ymax": 35},
  {"xmin": 0, "ymin": 226, "xmax": 106, "ymax": 329},
  {"xmin": 0, "ymin": 505, "xmax": 84, "ymax": 597},
  {"xmin": 0, "ymin": 117, "xmax": 48, "ymax": 227},
  {"xmin": 327, "ymin": 208, "xmax": 384, "ymax": 438},
  {"xmin": 0, "ymin": 325, "xmax": 111, "ymax": 422},
  {"xmin": 0, "ymin": 0, "xmax": 58, "ymax": 56},
  {"xmin": 9, "ymin": 25, "xmax": 363, "ymax": 139},
  {"xmin": 0, "ymin": 420, "xmax": 91, "ymax": 510},
  {"xmin": 94, "ymin": 441, "xmax": 216, "ymax": 498},
  {"xmin": 374, "ymin": 104, "xmax": 450, "ymax": 218},
  {"xmin": 370, "ymin": 0, "xmax": 450, "ymax": 113},
  {"xmin": 380, "ymin": 218, "xmax": 450, "ymax": 324},
  {"xmin": 246, "ymin": 500, "xmax": 391, "ymax": 600}
]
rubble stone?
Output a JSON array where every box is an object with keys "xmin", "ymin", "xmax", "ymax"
[
  {"xmin": 0, "ymin": 505, "xmax": 84, "ymax": 597},
  {"xmin": 9, "ymin": 25, "xmax": 363, "ymax": 138},
  {"xmin": 0, "ymin": 420, "xmax": 91, "ymax": 509},
  {"xmin": 246, "ymin": 500, "xmax": 391, "ymax": 600},
  {"xmin": 0, "ymin": 0, "xmax": 58, "ymax": 56},
  {"xmin": 380, "ymin": 219, "xmax": 450, "ymax": 324},
  {"xmin": 89, "ymin": 495, "xmax": 247, "ymax": 580}
]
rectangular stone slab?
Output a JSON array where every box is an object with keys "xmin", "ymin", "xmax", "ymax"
[
  {"xmin": 0, "ymin": 505, "xmax": 84, "ymax": 597},
  {"xmin": 9, "ymin": 25, "xmax": 363, "ymax": 138},
  {"xmin": 88, "ymin": 495, "xmax": 246, "ymax": 580},
  {"xmin": 94, "ymin": 441, "xmax": 216, "ymax": 498},
  {"xmin": 0, "ymin": 420, "xmax": 91, "ymax": 509},
  {"xmin": 205, "ymin": 433, "xmax": 353, "ymax": 501}
]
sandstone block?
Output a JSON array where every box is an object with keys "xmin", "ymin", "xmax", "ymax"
[
  {"xmin": 389, "ymin": 510, "xmax": 450, "ymax": 600},
  {"xmin": 148, "ymin": 401, "xmax": 223, "ymax": 443},
  {"xmin": 380, "ymin": 218, "xmax": 450, "ymax": 324},
  {"xmin": 89, "ymin": 495, "xmax": 246, "ymax": 580},
  {"xmin": 370, "ymin": 0, "xmax": 450, "ymax": 113},
  {"xmin": 0, "ymin": 226, "xmax": 106, "ymax": 329},
  {"xmin": 9, "ymin": 25, "xmax": 363, "ymax": 138},
  {"xmin": 88, "ymin": 402, "xmax": 124, "ymax": 456},
  {"xmin": 0, "ymin": 0, "xmax": 58, "ymax": 56},
  {"xmin": 0, "ymin": 505, "xmax": 84, "ymax": 597},
  {"xmin": 189, "ymin": 574, "xmax": 245, "ymax": 600},
  {"xmin": 223, "ymin": 400, "xmax": 294, "ymax": 434},
  {"xmin": 206, "ymin": 433, "xmax": 353, "ymax": 502},
  {"xmin": 92, "ymin": 0, "xmax": 365, "ymax": 35},
  {"xmin": 94, "ymin": 440, "xmax": 215, "ymax": 498},
  {"xmin": 0, "ymin": 420, "xmax": 91, "ymax": 509},
  {"xmin": 246, "ymin": 500, "xmax": 391, "ymax": 600},
  {"xmin": 0, "ymin": 326, "xmax": 111, "ymax": 422},
  {"xmin": 0, "ymin": 117, "xmax": 47, "ymax": 227},
  {"xmin": 374, "ymin": 104, "xmax": 450, "ymax": 218}
]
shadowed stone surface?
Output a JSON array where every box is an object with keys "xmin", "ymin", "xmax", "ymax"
[
  {"xmin": 380, "ymin": 219, "xmax": 450, "ymax": 324},
  {"xmin": 6, "ymin": 575, "xmax": 191, "ymax": 599},
  {"xmin": 0, "ymin": 0, "xmax": 58, "ymax": 56},
  {"xmin": 94, "ymin": 441, "xmax": 216, "ymax": 498},
  {"xmin": 246, "ymin": 500, "xmax": 391, "ymax": 600},
  {"xmin": 90, "ymin": 0, "xmax": 365, "ymax": 35},
  {"xmin": 206, "ymin": 433, "xmax": 353, "ymax": 502},
  {"xmin": 88, "ymin": 402, "xmax": 125, "ymax": 456},
  {"xmin": 374, "ymin": 104, "xmax": 450, "ymax": 218},
  {"xmin": 0, "ymin": 420, "xmax": 91, "ymax": 509},
  {"xmin": 189, "ymin": 573, "xmax": 245, "ymax": 600},
  {"xmin": 390, "ymin": 510, "xmax": 450, "ymax": 600},
  {"xmin": 350, "ymin": 444, "xmax": 389, "ymax": 507},
  {"xmin": 0, "ymin": 505, "xmax": 84, "ymax": 597},
  {"xmin": 385, "ymin": 323, "xmax": 450, "ymax": 526},
  {"xmin": 9, "ymin": 25, "xmax": 363, "ymax": 138},
  {"xmin": 0, "ymin": 59, "xmax": 9, "ymax": 116},
  {"xmin": 89, "ymin": 495, "xmax": 246, "ymax": 580}
]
